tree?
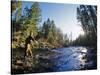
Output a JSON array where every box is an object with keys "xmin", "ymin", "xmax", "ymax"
[
  {"xmin": 63, "ymin": 34, "xmax": 69, "ymax": 47},
  {"xmin": 42, "ymin": 20, "xmax": 50, "ymax": 39},
  {"xmin": 11, "ymin": 2, "xmax": 41, "ymax": 48},
  {"xmin": 11, "ymin": 0, "xmax": 22, "ymax": 33},
  {"xmin": 56, "ymin": 28, "xmax": 64, "ymax": 47},
  {"xmin": 77, "ymin": 5, "xmax": 97, "ymax": 48},
  {"xmin": 11, "ymin": 0, "xmax": 22, "ymax": 14},
  {"xmin": 41, "ymin": 18, "xmax": 64, "ymax": 48},
  {"xmin": 23, "ymin": 2, "xmax": 41, "ymax": 38}
]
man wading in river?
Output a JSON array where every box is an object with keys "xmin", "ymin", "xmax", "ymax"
[{"xmin": 24, "ymin": 32, "xmax": 35, "ymax": 58}]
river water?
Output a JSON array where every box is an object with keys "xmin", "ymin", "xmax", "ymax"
[
  {"xmin": 50, "ymin": 46, "xmax": 95, "ymax": 71},
  {"xmin": 12, "ymin": 46, "xmax": 96, "ymax": 74}
]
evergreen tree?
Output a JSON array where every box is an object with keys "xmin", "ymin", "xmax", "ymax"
[
  {"xmin": 76, "ymin": 5, "xmax": 97, "ymax": 48},
  {"xmin": 23, "ymin": 2, "xmax": 41, "ymax": 38}
]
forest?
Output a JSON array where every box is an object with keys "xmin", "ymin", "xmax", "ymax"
[
  {"xmin": 11, "ymin": 1, "xmax": 97, "ymax": 74},
  {"xmin": 12, "ymin": 2, "xmax": 66, "ymax": 49}
]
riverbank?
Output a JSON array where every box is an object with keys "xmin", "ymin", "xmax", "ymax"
[
  {"xmin": 11, "ymin": 47, "xmax": 58, "ymax": 74},
  {"xmin": 84, "ymin": 47, "xmax": 97, "ymax": 70}
]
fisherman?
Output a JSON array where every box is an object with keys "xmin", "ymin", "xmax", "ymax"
[{"xmin": 24, "ymin": 32, "xmax": 34, "ymax": 57}]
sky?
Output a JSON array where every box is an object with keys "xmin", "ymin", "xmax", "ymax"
[{"xmin": 22, "ymin": 1, "xmax": 84, "ymax": 40}]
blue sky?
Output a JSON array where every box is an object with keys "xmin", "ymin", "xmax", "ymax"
[{"xmin": 22, "ymin": 1, "xmax": 84, "ymax": 40}]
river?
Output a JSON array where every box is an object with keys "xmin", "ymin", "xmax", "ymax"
[
  {"xmin": 50, "ymin": 46, "xmax": 96, "ymax": 71},
  {"xmin": 12, "ymin": 46, "xmax": 96, "ymax": 74}
]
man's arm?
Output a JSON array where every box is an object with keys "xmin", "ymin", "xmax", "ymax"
[
  {"xmin": 31, "ymin": 36, "xmax": 35, "ymax": 41},
  {"xmin": 31, "ymin": 36, "xmax": 38, "ymax": 44}
]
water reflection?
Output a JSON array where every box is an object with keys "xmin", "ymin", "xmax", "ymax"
[{"xmin": 53, "ymin": 47, "xmax": 88, "ymax": 71}]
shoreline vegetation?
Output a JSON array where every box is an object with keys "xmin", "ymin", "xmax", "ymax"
[{"xmin": 11, "ymin": 1, "xmax": 97, "ymax": 74}]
